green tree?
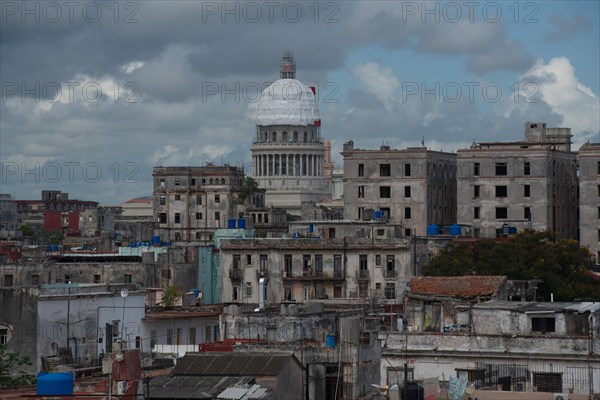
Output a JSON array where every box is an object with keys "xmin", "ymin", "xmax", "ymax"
[
  {"xmin": 235, "ymin": 177, "xmax": 259, "ymax": 205},
  {"xmin": 0, "ymin": 345, "xmax": 36, "ymax": 387},
  {"xmin": 162, "ymin": 285, "xmax": 184, "ymax": 307},
  {"xmin": 423, "ymin": 231, "xmax": 600, "ymax": 301},
  {"xmin": 17, "ymin": 225, "xmax": 35, "ymax": 237}
]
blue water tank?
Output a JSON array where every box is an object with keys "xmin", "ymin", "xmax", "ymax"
[
  {"xmin": 509, "ymin": 227, "xmax": 517, "ymax": 235},
  {"xmin": 308, "ymin": 224, "xmax": 314, "ymax": 233},
  {"xmin": 449, "ymin": 224, "xmax": 461, "ymax": 236},
  {"xmin": 325, "ymin": 334, "xmax": 336, "ymax": 349},
  {"xmin": 53, "ymin": 245, "xmax": 59, "ymax": 251},
  {"xmin": 237, "ymin": 218, "xmax": 246, "ymax": 229},
  {"xmin": 228, "ymin": 218, "xmax": 236, "ymax": 229},
  {"xmin": 37, "ymin": 372, "xmax": 74, "ymax": 396},
  {"xmin": 152, "ymin": 236, "xmax": 160, "ymax": 245},
  {"xmin": 46, "ymin": 245, "xmax": 52, "ymax": 251},
  {"xmin": 374, "ymin": 210, "xmax": 383, "ymax": 220},
  {"xmin": 427, "ymin": 224, "xmax": 440, "ymax": 236}
]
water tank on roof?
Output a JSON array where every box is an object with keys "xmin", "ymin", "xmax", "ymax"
[
  {"xmin": 308, "ymin": 223, "xmax": 314, "ymax": 233},
  {"xmin": 237, "ymin": 218, "xmax": 246, "ymax": 229},
  {"xmin": 509, "ymin": 226, "xmax": 517, "ymax": 235},
  {"xmin": 152, "ymin": 236, "xmax": 160, "ymax": 245},
  {"xmin": 449, "ymin": 224, "xmax": 461, "ymax": 236},
  {"xmin": 427, "ymin": 224, "xmax": 440, "ymax": 236},
  {"xmin": 374, "ymin": 210, "xmax": 384, "ymax": 220},
  {"xmin": 227, "ymin": 218, "xmax": 236, "ymax": 229},
  {"xmin": 37, "ymin": 372, "xmax": 74, "ymax": 396}
]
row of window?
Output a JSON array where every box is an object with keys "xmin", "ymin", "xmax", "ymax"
[
  {"xmin": 157, "ymin": 212, "xmax": 223, "ymax": 224},
  {"xmin": 473, "ymin": 207, "xmax": 531, "ymax": 220},
  {"xmin": 358, "ymin": 163, "xmax": 412, "ymax": 177},
  {"xmin": 259, "ymin": 130, "xmax": 319, "ymax": 143},
  {"xmin": 148, "ymin": 325, "xmax": 218, "ymax": 348},
  {"xmin": 159, "ymin": 177, "xmax": 240, "ymax": 187},
  {"xmin": 473, "ymin": 161, "xmax": 530, "ymax": 177},
  {"xmin": 159, "ymin": 194, "xmax": 220, "ymax": 206},
  {"xmin": 473, "ymin": 184, "xmax": 531, "ymax": 198},
  {"xmin": 357, "ymin": 186, "xmax": 412, "ymax": 199}
]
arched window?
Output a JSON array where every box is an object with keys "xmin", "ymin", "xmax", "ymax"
[
  {"xmin": 293, "ymin": 131, "xmax": 298, "ymax": 142},
  {"xmin": 303, "ymin": 132, "xmax": 308, "ymax": 143},
  {"xmin": 272, "ymin": 131, "xmax": 277, "ymax": 142},
  {"xmin": 282, "ymin": 131, "xmax": 288, "ymax": 142},
  {"xmin": 221, "ymin": 178, "xmax": 225, "ymax": 184},
  {"xmin": 209, "ymin": 178, "xmax": 213, "ymax": 184}
]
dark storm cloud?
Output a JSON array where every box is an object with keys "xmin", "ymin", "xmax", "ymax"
[{"xmin": 0, "ymin": 0, "xmax": 562, "ymax": 203}]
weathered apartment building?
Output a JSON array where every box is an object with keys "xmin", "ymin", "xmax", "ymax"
[
  {"xmin": 219, "ymin": 225, "xmax": 413, "ymax": 305},
  {"xmin": 341, "ymin": 140, "xmax": 457, "ymax": 236},
  {"xmin": 578, "ymin": 142, "xmax": 600, "ymax": 263},
  {"xmin": 153, "ymin": 165, "xmax": 247, "ymax": 243},
  {"xmin": 222, "ymin": 303, "xmax": 382, "ymax": 400},
  {"xmin": 457, "ymin": 122, "xmax": 578, "ymax": 239},
  {"xmin": 0, "ymin": 284, "xmax": 221, "ymax": 373}
]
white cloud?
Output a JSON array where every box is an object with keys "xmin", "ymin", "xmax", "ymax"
[
  {"xmin": 352, "ymin": 62, "xmax": 399, "ymax": 111},
  {"xmin": 148, "ymin": 145, "xmax": 179, "ymax": 165},
  {"xmin": 519, "ymin": 57, "xmax": 599, "ymax": 142},
  {"xmin": 122, "ymin": 61, "xmax": 145, "ymax": 74}
]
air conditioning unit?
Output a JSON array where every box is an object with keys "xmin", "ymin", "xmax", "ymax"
[{"xmin": 553, "ymin": 394, "xmax": 569, "ymax": 400}]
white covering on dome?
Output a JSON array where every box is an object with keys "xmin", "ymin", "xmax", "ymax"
[{"xmin": 255, "ymin": 79, "xmax": 320, "ymax": 126}]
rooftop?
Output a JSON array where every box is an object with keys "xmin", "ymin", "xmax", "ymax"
[
  {"xmin": 172, "ymin": 352, "xmax": 301, "ymax": 377},
  {"xmin": 409, "ymin": 276, "xmax": 507, "ymax": 299}
]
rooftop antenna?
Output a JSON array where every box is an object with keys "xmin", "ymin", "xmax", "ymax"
[
  {"xmin": 280, "ymin": 50, "xmax": 296, "ymax": 79},
  {"xmin": 421, "ymin": 136, "xmax": 425, "ymax": 147}
]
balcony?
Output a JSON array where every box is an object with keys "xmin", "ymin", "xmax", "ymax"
[
  {"xmin": 282, "ymin": 269, "xmax": 345, "ymax": 281},
  {"xmin": 358, "ymin": 269, "xmax": 369, "ymax": 280},
  {"xmin": 229, "ymin": 268, "xmax": 243, "ymax": 280},
  {"xmin": 384, "ymin": 269, "xmax": 397, "ymax": 279}
]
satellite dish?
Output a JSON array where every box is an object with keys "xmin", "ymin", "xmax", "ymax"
[{"xmin": 120, "ymin": 288, "xmax": 129, "ymax": 298}]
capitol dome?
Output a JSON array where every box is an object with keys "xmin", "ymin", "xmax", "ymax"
[{"xmin": 255, "ymin": 54, "xmax": 320, "ymax": 127}]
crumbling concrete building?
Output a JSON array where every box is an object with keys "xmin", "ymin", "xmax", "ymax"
[
  {"xmin": 341, "ymin": 141, "xmax": 457, "ymax": 236},
  {"xmin": 222, "ymin": 303, "xmax": 382, "ymax": 400},
  {"xmin": 457, "ymin": 122, "xmax": 578, "ymax": 239},
  {"xmin": 578, "ymin": 142, "xmax": 600, "ymax": 264},
  {"xmin": 219, "ymin": 233, "xmax": 412, "ymax": 305}
]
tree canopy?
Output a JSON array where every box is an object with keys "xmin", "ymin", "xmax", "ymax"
[{"xmin": 423, "ymin": 231, "xmax": 600, "ymax": 302}]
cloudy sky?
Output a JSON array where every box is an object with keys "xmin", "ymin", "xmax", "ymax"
[{"xmin": 1, "ymin": 0, "xmax": 599, "ymax": 204}]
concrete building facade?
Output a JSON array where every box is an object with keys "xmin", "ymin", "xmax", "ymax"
[
  {"xmin": 251, "ymin": 53, "xmax": 330, "ymax": 214},
  {"xmin": 379, "ymin": 301, "xmax": 600, "ymax": 396},
  {"xmin": 219, "ymin": 235, "xmax": 412, "ymax": 305},
  {"xmin": 152, "ymin": 165, "xmax": 246, "ymax": 243},
  {"xmin": 341, "ymin": 141, "xmax": 457, "ymax": 236},
  {"xmin": 457, "ymin": 122, "xmax": 578, "ymax": 239},
  {"xmin": 578, "ymin": 142, "xmax": 600, "ymax": 263}
]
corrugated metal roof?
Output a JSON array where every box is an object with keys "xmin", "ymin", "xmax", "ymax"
[
  {"xmin": 564, "ymin": 302, "xmax": 600, "ymax": 313},
  {"xmin": 217, "ymin": 384, "xmax": 272, "ymax": 400},
  {"xmin": 172, "ymin": 352, "xmax": 298, "ymax": 377}
]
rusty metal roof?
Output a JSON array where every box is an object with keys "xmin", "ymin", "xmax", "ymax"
[
  {"xmin": 172, "ymin": 352, "xmax": 300, "ymax": 377},
  {"xmin": 409, "ymin": 276, "xmax": 507, "ymax": 299}
]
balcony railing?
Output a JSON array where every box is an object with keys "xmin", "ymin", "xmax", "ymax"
[
  {"xmin": 282, "ymin": 269, "xmax": 345, "ymax": 280},
  {"xmin": 229, "ymin": 268, "xmax": 243, "ymax": 280},
  {"xmin": 384, "ymin": 269, "xmax": 397, "ymax": 279}
]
